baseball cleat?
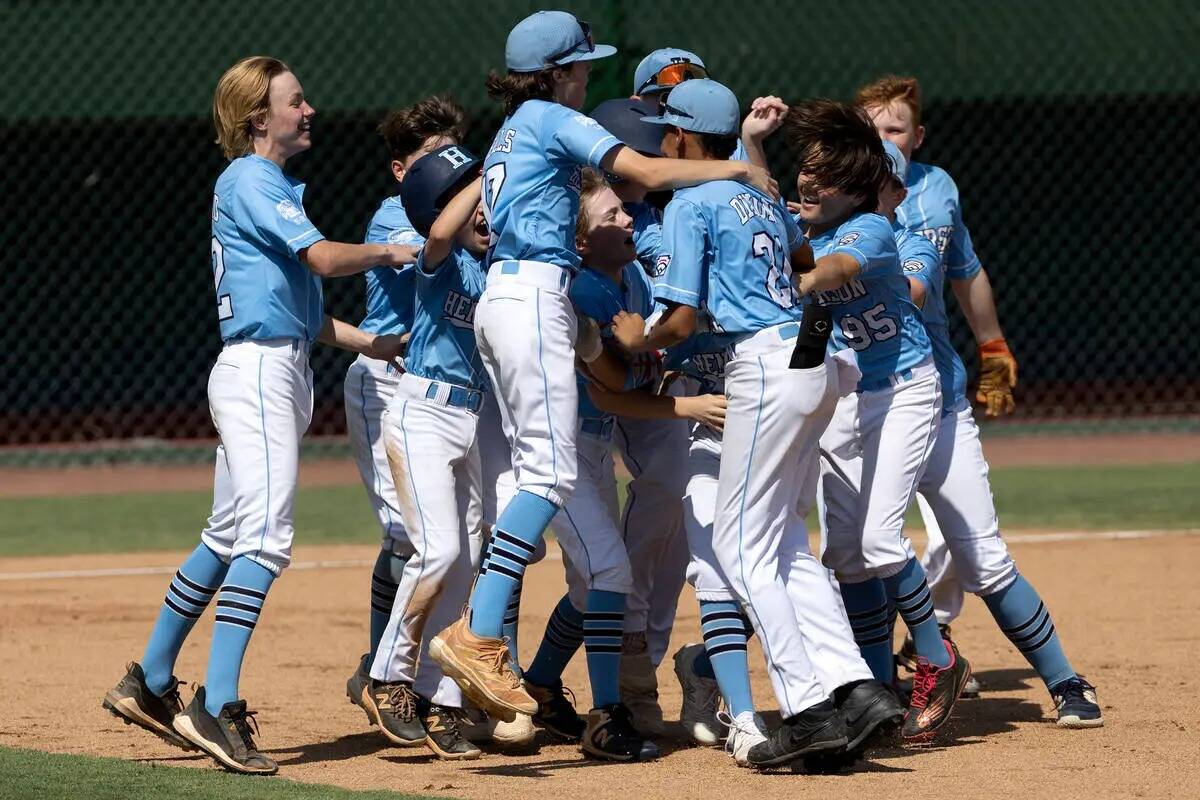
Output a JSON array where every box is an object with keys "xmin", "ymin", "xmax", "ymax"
[
  {"xmin": 526, "ymin": 679, "xmax": 586, "ymax": 741},
  {"xmin": 1051, "ymin": 677, "xmax": 1104, "ymax": 728},
  {"xmin": 836, "ymin": 679, "xmax": 906, "ymax": 751},
  {"xmin": 418, "ymin": 701, "xmax": 483, "ymax": 760},
  {"xmin": 102, "ymin": 662, "xmax": 196, "ymax": 751},
  {"xmin": 360, "ymin": 679, "xmax": 426, "ymax": 747},
  {"xmin": 721, "ymin": 710, "xmax": 768, "ymax": 767},
  {"xmin": 345, "ymin": 653, "xmax": 372, "ymax": 722},
  {"xmin": 581, "ymin": 703, "xmax": 660, "ymax": 762},
  {"xmin": 746, "ymin": 698, "xmax": 848, "ymax": 769},
  {"xmin": 173, "ymin": 686, "xmax": 277, "ymax": 775},
  {"xmin": 902, "ymin": 638, "xmax": 972, "ymax": 746},
  {"xmin": 673, "ymin": 642, "xmax": 724, "ymax": 746},
  {"xmin": 620, "ymin": 639, "xmax": 664, "ymax": 735},
  {"xmin": 429, "ymin": 614, "xmax": 535, "ymax": 722},
  {"xmin": 898, "ymin": 627, "xmax": 981, "ymax": 698},
  {"xmin": 459, "ymin": 704, "xmax": 537, "ymax": 747}
]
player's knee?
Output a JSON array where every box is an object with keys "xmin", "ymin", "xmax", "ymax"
[
  {"xmin": 964, "ymin": 552, "xmax": 1018, "ymax": 596},
  {"xmin": 420, "ymin": 531, "xmax": 466, "ymax": 581}
]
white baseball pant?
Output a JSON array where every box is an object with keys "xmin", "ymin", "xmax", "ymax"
[
  {"xmin": 474, "ymin": 260, "xmax": 579, "ymax": 509},
  {"xmin": 613, "ymin": 409, "xmax": 689, "ymax": 645},
  {"xmin": 343, "ymin": 353, "xmax": 413, "ymax": 557},
  {"xmin": 478, "ymin": 391, "xmax": 518, "ymax": 527},
  {"xmin": 200, "ymin": 339, "xmax": 313, "ymax": 577},
  {"xmin": 553, "ymin": 423, "xmax": 633, "ymax": 612},
  {"xmin": 819, "ymin": 359, "xmax": 942, "ymax": 583},
  {"xmin": 371, "ymin": 374, "xmax": 484, "ymax": 708},
  {"xmin": 916, "ymin": 398, "xmax": 1018, "ymax": 623},
  {"xmin": 713, "ymin": 324, "xmax": 840, "ymax": 717}
]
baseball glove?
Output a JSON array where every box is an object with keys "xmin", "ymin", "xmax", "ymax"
[{"xmin": 975, "ymin": 338, "xmax": 1018, "ymax": 417}]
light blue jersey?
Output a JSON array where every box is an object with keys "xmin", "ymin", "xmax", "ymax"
[
  {"xmin": 664, "ymin": 319, "xmax": 735, "ymax": 396},
  {"xmin": 896, "ymin": 162, "xmax": 982, "ymax": 406},
  {"xmin": 626, "ymin": 201, "xmax": 663, "ymax": 274},
  {"xmin": 210, "ymin": 155, "xmax": 325, "ymax": 342},
  {"xmin": 570, "ymin": 263, "xmax": 659, "ymax": 422},
  {"xmin": 360, "ymin": 196, "xmax": 423, "ymax": 335},
  {"xmin": 404, "ymin": 246, "xmax": 489, "ymax": 391},
  {"xmin": 896, "ymin": 224, "xmax": 966, "ymax": 410},
  {"xmin": 808, "ymin": 212, "xmax": 931, "ymax": 387},
  {"xmin": 483, "ymin": 100, "xmax": 621, "ymax": 272},
  {"xmin": 654, "ymin": 180, "xmax": 804, "ymax": 341}
]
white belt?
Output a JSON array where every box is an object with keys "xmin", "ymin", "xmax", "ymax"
[{"xmin": 486, "ymin": 260, "xmax": 573, "ymax": 294}]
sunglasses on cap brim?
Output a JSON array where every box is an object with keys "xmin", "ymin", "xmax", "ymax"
[
  {"xmin": 546, "ymin": 16, "xmax": 595, "ymax": 64},
  {"xmin": 639, "ymin": 61, "xmax": 708, "ymax": 95}
]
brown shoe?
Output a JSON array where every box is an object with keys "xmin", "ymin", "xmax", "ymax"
[{"xmin": 429, "ymin": 614, "xmax": 536, "ymax": 721}]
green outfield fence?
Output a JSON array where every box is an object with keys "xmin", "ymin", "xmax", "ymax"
[{"xmin": 4, "ymin": 0, "xmax": 1199, "ymax": 465}]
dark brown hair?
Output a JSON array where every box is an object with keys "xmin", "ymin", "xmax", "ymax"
[
  {"xmin": 377, "ymin": 95, "xmax": 467, "ymax": 162},
  {"xmin": 696, "ymin": 131, "xmax": 739, "ymax": 161},
  {"xmin": 485, "ymin": 69, "xmax": 558, "ymax": 117},
  {"xmin": 854, "ymin": 75, "xmax": 923, "ymax": 126},
  {"xmin": 783, "ymin": 99, "xmax": 890, "ymax": 213}
]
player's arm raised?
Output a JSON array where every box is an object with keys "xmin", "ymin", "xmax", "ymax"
[
  {"xmin": 739, "ymin": 96, "xmax": 789, "ymax": 170},
  {"xmin": 603, "ymin": 145, "xmax": 778, "ymax": 199},
  {"xmin": 796, "ymin": 252, "xmax": 862, "ymax": 295},
  {"xmin": 422, "ymin": 176, "xmax": 482, "ymax": 271},
  {"xmin": 300, "ymin": 240, "xmax": 419, "ymax": 278}
]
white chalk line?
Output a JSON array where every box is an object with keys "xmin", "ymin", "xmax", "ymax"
[{"xmin": 0, "ymin": 528, "xmax": 1196, "ymax": 583}]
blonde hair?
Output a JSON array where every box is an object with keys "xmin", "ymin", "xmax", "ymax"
[
  {"xmin": 212, "ymin": 56, "xmax": 291, "ymax": 158},
  {"xmin": 854, "ymin": 75, "xmax": 923, "ymax": 127},
  {"xmin": 574, "ymin": 168, "xmax": 611, "ymax": 241}
]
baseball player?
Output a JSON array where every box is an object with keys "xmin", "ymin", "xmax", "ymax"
[
  {"xmin": 102, "ymin": 57, "xmax": 414, "ymax": 774},
  {"xmin": 632, "ymin": 47, "xmax": 709, "ymax": 107},
  {"xmin": 769, "ymin": 99, "xmax": 971, "ymax": 746},
  {"xmin": 616, "ymin": 82, "xmax": 904, "ymax": 769},
  {"xmin": 428, "ymin": 10, "xmax": 775, "ymax": 722},
  {"xmin": 358, "ymin": 145, "xmax": 495, "ymax": 760},
  {"xmin": 860, "ymin": 77, "xmax": 1102, "ymax": 728},
  {"xmin": 343, "ymin": 94, "xmax": 465, "ymax": 712}
]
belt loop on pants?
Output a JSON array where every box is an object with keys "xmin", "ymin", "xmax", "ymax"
[
  {"xmin": 580, "ymin": 416, "xmax": 615, "ymax": 440},
  {"xmin": 401, "ymin": 372, "xmax": 484, "ymax": 413},
  {"xmin": 857, "ymin": 357, "xmax": 935, "ymax": 393}
]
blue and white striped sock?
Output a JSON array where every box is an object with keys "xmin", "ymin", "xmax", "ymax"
[
  {"xmin": 142, "ymin": 543, "xmax": 227, "ymax": 696},
  {"xmin": 839, "ymin": 578, "xmax": 896, "ymax": 683},
  {"xmin": 524, "ymin": 594, "xmax": 585, "ymax": 688},
  {"xmin": 204, "ymin": 557, "xmax": 274, "ymax": 715},
  {"xmin": 368, "ymin": 547, "xmax": 407, "ymax": 661},
  {"xmin": 884, "ymin": 558, "xmax": 950, "ymax": 669},
  {"xmin": 695, "ymin": 600, "xmax": 755, "ymax": 717},
  {"xmin": 984, "ymin": 575, "xmax": 1075, "ymax": 689},
  {"xmin": 583, "ymin": 590, "xmax": 625, "ymax": 708},
  {"xmin": 469, "ymin": 491, "xmax": 558, "ymax": 638}
]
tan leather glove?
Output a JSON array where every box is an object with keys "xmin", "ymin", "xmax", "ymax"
[{"xmin": 975, "ymin": 338, "xmax": 1018, "ymax": 417}]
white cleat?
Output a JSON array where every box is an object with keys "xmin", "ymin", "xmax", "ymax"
[
  {"xmin": 721, "ymin": 710, "xmax": 768, "ymax": 767},
  {"xmin": 673, "ymin": 642, "xmax": 725, "ymax": 746}
]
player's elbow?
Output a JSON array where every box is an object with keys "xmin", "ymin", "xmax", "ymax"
[
  {"xmin": 909, "ymin": 277, "xmax": 928, "ymax": 309},
  {"xmin": 300, "ymin": 241, "xmax": 338, "ymax": 277}
]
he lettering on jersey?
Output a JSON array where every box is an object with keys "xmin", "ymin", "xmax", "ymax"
[
  {"xmin": 442, "ymin": 290, "xmax": 478, "ymax": 329},
  {"xmin": 811, "ymin": 279, "xmax": 868, "ymax": 306},
  {"xmin": 729, "ymin": 192, "xmax": 779, "ymax": 226},
  {"xmin": 692, "ymin": 350, "xmax": 732, "ymax": 378}
]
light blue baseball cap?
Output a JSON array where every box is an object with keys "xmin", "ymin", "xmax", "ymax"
[
  {"xmin": 641, "ymin": 79, "xmax": 739, "ymax": 136},
  {"xmin": 505, "ymin": 10, "xmax": 617, "ymax": 73},
  {"xmin": 882, "ymin": 139, "xmax": 908, "ymax": 184},
  {"xmin": 633, "ymin": 48, "xmax": 707, "ymax": 96}
]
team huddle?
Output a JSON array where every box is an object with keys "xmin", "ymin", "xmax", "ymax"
[{"xmin": 101, "ymin": 10, "xmax": 1104, "ymax": 778}]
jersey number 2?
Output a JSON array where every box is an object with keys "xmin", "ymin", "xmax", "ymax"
[
  {"xmin": 752, "ymin": 231, "xmax": 798, "ymax": 308},
  {"xmin": 211, "ymin": 237, "xmax": 234, "ymax": 321}
]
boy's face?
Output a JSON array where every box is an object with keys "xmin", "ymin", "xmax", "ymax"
[
  {"xmin": 261, "ymin": 71, "xmax": 315, "ymax": 158},
  {"xmin": 554, "ymin": 61, "xmax": 591, "ymax": 110},
  {"xmin": 577, "ymin": 186, "xmax": 636, "ymax": 269},
  {"xmin": 876, "ymin": 177, "xmax": 908, "ymax": 220},
  {"xmin": 865, "ymin": 99, "xmax": 924, "ymax": 162},
  {"xmin": 795, "ymin": 172, "xmax": 864, "ymax": 225},
  {"xmin": 456, "ymin": 200, "xmax": 490, "ymax": 256}
]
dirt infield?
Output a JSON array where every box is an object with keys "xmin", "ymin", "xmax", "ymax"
[
  {"xmin": 2, "ymin": 532, "xmax": 1197, "ymax": 799},
  {"xmin": 3, "ymin": 430, "xmax": 1198, "ymax": 498}
]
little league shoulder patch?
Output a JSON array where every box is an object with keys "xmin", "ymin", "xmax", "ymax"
[
  {"xmin": 902, "ymin": 258, "xmax": 925, "ymax": 274},
  {"xmin": 654, "ymin": 253, "xmax": 672, "ymax": 277},
  {"xmin": 275, "ymin": 199, "xmax": 306, "ymax": 224},
  {"xmin": 838, "ymin": 231, "xmax": 861, "ymax": 246}
]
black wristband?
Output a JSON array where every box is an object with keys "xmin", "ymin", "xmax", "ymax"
[{"xmin": 790, "ymin": 303, "xmax": 833, "ymax": 369}]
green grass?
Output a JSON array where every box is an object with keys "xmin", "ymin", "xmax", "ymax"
[
  {"xmin": 0, "ymin": 463, "xmax": 1197, "ymax": 559},
  {"xmin": 0, "ymin": 746, "xmax": 438, "ymax": 800}
]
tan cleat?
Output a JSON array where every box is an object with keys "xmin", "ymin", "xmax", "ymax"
[{"xmin": 429, "ymin": 614, "xmax": 536, "ymax": 722}]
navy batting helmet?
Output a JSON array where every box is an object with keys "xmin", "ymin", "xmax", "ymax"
[{"xmin": 399, "ymin": 144, "xmax": 481, "ymax": 237}]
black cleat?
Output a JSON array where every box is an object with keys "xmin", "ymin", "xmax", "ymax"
[
  {"xmin": 102, "ymin": 662, "xmax": 195, "ymax": 751},
  {"xmin": 581, "ymin": 703, "xmax": 659, "ymax": 762},
  {"xmin": 361, "ymin": 679, "xmax": 426, "ymax": 747},
  {"xmin": 419, "ymin": 700, "xmax": 483, "ymax": 760},
  {"xmin": 902, "ymin": 638, "xmax": 972, "ymax": 746},
  {"xmin": 1051, "ymin": 677, "xmax": 1104, "ymax": 728},
  {"xmin": 526, "ymin": 679, "xmax": 586, "ymax": 741},
  {"xmin": 898, "ymin": 626, "xmax": 981, "ymax": 698},
  {"xmin": 346, "ymin": 653, "xmax": 371, "ymax": 721},
  {"xmin": 747, "ymin": 698, "xmax": 848, "ymax": 769},
  {"xmin": 173, "ymin": 686, "xmax": 277, "ymax": 775},
  {"xmin": 835, "ymin": 679, "xmax": 906, "ymax": 751}
]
